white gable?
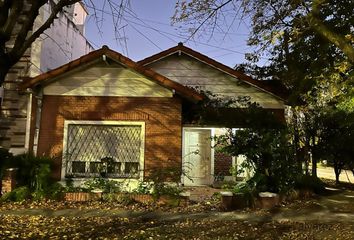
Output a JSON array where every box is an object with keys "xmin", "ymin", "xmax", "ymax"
[
  {"xmin": 146, "ymin": 54, "xmax": 284, "ymax": 108},
  {"xmin": 43, "ymin": 60, "xmax": 173, "ymax": 97}
]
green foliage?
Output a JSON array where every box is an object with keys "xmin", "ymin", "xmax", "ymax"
[
  {"xmin": 0, "ymin": 186, "xmax": 31, "ymax": 202},
  {"xmin": 152, "ymin": 184, "xmax": 182, "ymax": 199},
  {"xmin": 46, "ymin": 182, "xmax": 66, "ymax": 200},
  {"xmin": 217, "ymin": 128, "xmax": 300, "ymax": 193},
  {"xmin": 232, "ymin": 181, "xmax": 255, "ymax": 195},
  {"xmin": 133, "ymin": 182, "xmax": 153, "ymax": 194},
  {"xmin": 314, "ymin": 109, "xmax": 354, "ymax": 182},
  {"xmin": 83, "ymin": 178, "xmax": 121, "ymax": 193},
  {"xmin": 0, "ymin": 153, "xmax": 65, "ymax": 201},
  {"xmin": 295, "ymin": 175, "xmax": 325, "ymax": 194},
  {"xmin": 9, "ymin": 153, "xmax": 54, "ymax": 191},
  {"xmin": 146, "ymin": 164, "xmax": 183, "ymax": 199},
  {"xmin": 31, "ymin": 190, "xmax": 46, "ymax": 201},
  {"xmin": 231, "ymin": 181, "xmax": 256, "ymax": 205},
  {"xmin": 102, "ymin": 193, "xmax": 133, "ymax": 204}
]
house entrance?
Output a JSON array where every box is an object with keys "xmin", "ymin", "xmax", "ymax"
[{"xmin": 183, "ymin": 129, "xmax": 212, "ymax": 186}]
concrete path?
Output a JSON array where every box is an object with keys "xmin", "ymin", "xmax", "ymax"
[{"xmin": 1, "ymin": 188, "xmax": 353, "ymax": 223}]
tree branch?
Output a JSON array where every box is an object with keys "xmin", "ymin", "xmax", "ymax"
[
  {"xmin": 0, "ymin": 0, "xmax": 23, "ymax": 41},
  {"xmin": 308, "ymin": 0, "xmax": 354, "ymax": 64},
  {"xmin": 0, "ymin": 0, "xmax": 12, "ymax": 28},
  {"xmin": 186, "ymin": 0, "xmax": 233, "ymax": 42},
  {"xmin": 9, "ymin": 0, "xmax": 81, "ymax": 64},
  {"xmin": 9, "ymin": 0, "xmax": 47, "ymax": 62}
]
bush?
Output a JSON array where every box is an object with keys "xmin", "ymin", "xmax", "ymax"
[
  {"xmin": 0, "ymin": 152, "xmax": 58, "ymax": 201},
  {"xmin": 0, "ymin": 186, "xmax": 31, "ymax": 202},
  {"xmin": 10, "ymin": 153, "xmax": 54, "ymax": 191},
  {"xmin": 32, "ymin": 190, "xmax": 46, "ymax": 201},
  {"xmin": 102, "ymin": 193, "xmax": 133, "ymax": 204},
  {"xmin": 46, "ymin": 182, "xmax": 65, "ymax": 200},
  {"xmin": 152, "ymin": 184, "xmax": 182, "ymax": 199},
  {"xmin": 295, "ymin": 175, "xmax": 325, "ymax": 194},
  {"xmin": 133, "ymin": 182, "xmax": 153, "ymax": 194},
  {"xmin": 83, "ymin": 178, "xmax": 121, "ymax": 193}
]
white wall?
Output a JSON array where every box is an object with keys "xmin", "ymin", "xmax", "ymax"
[
  {"xmin": 147, "ymin": 54, "xmax": 285, "ymax": 109},
  {"xmin": 30, "ymin": 2, "xmax": 93, "ymax": 77},
  {"xmin": 64, "ymin": 2, "xmax": 88, "ymax": 34}
]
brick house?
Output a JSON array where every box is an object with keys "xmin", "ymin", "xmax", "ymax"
[{"xmin": 20, "ymin": 44, "xmax": 285, "ymax": 187}]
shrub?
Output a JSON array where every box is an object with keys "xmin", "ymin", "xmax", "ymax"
[
  {"xmin": 11, "ymin": 153, "xmax": 54, "ymax": 191},
  {"xmin": 83, "ymin": 178, "xmax": 121, "ymax": 193},
  {"xmin": 152, "ymin": 184, "xmax": 182, "ymax": 199},
  {"xmin": 295, "ymin": 175, "xmax": 325, "ymax": 194},
  {"xmin": 102, "ymin": 193, "xmax": 133, "ymax": 204},
  {"xmin": 32, "ymin": 190, "xmax": 46, "ymax": 201},
  {"xmin": 0, "ymin": 186, "xmax": 31, "ymax": 202},
  {"xmin": 0, "ymin": 153, "xmax": 58, "ymax": 201},
  {"xmin": 47, "ymin": 182, "xmax": 66, "ymax": 200},
  {"xmin": 133, "ymin": 182, "xmax": 153, "ymax": 194}
]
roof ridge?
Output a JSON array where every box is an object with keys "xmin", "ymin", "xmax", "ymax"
[
  {"xmin": 138, "ymin": 44, "xmax": 287, "ymax": 100},
  {"xmin": 20, "ymin": 46, "xmax": 203, "ymax": 102}
]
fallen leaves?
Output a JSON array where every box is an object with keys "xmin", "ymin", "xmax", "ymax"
[{"xmin": 0, "ymin": 215, "xmax": 353, "ymax": 240}]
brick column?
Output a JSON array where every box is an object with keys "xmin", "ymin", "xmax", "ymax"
[{"xmin": 1, "ymin": 168, "xmax": 17, "ymax": 194}]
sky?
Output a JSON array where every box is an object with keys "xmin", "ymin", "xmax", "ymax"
[{"xmin": 84, "ymin": 0, "xmax": 257, "ymax": 68}]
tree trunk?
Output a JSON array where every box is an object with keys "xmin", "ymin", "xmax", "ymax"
[
  {"xmin": 293, "ymin": 110, "xmax": 302, "ymax": 171},
  {"xmin": 0, "ymin": 48, "xmax": 11, "ymax": 86},
  {"xmin": 333, "ymin": 161, "xmax": 341, "ymax": 184},
  {"xmin": 311, "ymin": 153, "xmax": 317, "ymax": 177},
  {"xmin": 0, "ymin": 65, "xmax": 9, "ymax": 86},
  {"xmin": 311, "ymin": 136, "xmax": 317, "ymax": 177}
]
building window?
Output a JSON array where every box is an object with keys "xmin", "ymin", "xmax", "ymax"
[{"xmin": 63, "ymin": 122, "xmax": 144, "ymax": 179}]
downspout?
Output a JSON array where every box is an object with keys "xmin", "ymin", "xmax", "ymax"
[
  {"xmin": 33, "ymin": 88, "xmax": 43, "ymax": 155},
  {"xmin": 24, "ymin": 89, "xmax": 33, "ymax": 152}
]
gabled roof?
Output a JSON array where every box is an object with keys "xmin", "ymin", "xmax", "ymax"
[
  {"xmin": 20, "ymin": 46, "xmax": 203, "ymax": 102},
  {"xmin": 138, "ymin": 43, "xmax": 287, "ymax": 100}
]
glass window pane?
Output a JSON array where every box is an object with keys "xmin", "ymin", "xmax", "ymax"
[{"xmin": 65, "ymin": 124, "xmax": 142, "ymax": 178}]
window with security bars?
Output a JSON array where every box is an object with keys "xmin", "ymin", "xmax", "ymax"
[{"xmin": 64, "ymin": 124, "xmax": 142, "ymax": 178}]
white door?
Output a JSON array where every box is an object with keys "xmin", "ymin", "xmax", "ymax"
[{"xmin": 183, "ymin": 129, "xmax": 211, "ymax": 186}]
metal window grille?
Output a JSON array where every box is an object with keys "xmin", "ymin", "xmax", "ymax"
[{"xmin": 64, "ymin": 124, "xmax": 142, "ymax": 178}]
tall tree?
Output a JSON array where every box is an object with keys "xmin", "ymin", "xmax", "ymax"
[
  {"xmin": 0, "ymin": 0, "xmax": 81, "ymax": 86},
  {"xmin": 173, "ymin": 0, "xmax": 354, "ymax": 64},
  {"xmin": 174, "ymin": 0, "xmax": 354, "ymax": 179}
]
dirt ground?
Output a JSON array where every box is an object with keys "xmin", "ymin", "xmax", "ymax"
[
  {"xmin": 0, "ymin": 181, "xmax": 353, "ymax": 239},
  {"xmin": 0, "ymin": 215, "xmax": 353, "ymax": 240}
]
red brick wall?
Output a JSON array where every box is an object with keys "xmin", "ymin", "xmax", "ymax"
[
  {"xmin": 36, "ymin": 96, "xmax": 182, "ymax": 180},
  {"xmin": 214, "ymin": 152, "xmax": 233, "ymax": 177}
]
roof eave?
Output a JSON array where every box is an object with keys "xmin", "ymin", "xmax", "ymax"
[{"xmin": 19, "ymin": 46, "xmax": 203, "ymax": 103}]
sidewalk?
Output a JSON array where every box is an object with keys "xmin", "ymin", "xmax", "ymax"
[{"xmin": 1, "ymin": 189, "xmax": 353, "ymax": 223}]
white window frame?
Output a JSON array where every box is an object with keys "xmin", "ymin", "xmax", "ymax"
[{"xmin": 61, "ymin": 120, "xmax": 145, "ymax": 182}]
